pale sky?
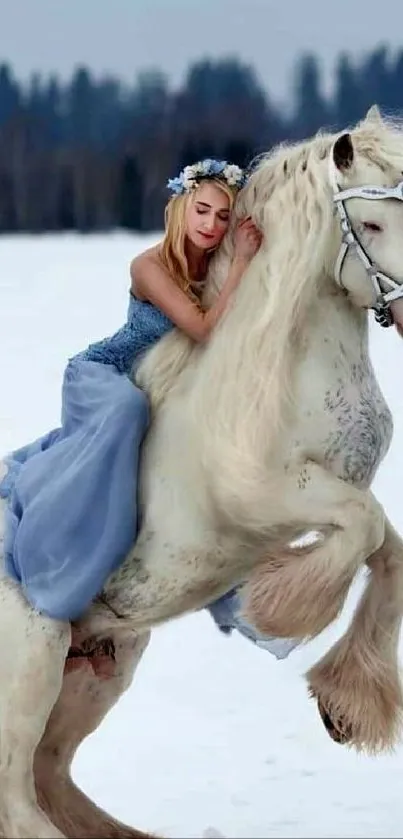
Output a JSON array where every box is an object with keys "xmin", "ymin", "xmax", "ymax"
[{"xmin": 2, "ymin": 0, "xmax": 403, "ymax": 104}]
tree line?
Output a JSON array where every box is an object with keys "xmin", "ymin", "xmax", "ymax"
[{"xmin": 0, "ymin": 44, "xmax": 401, "ymax": 233}]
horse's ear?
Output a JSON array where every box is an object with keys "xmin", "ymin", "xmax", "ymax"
[
  {"xmin": 333, "ymin": 133, "xmax": 354, "ymax": 171},
  {"xmin": 364, "ymin": 104, "xmax": 383, "ymax": 125}
]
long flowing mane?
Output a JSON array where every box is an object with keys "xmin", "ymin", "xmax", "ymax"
[{"xmin": 136, "ymin": 112, "xmax": 403, "ymax": 457}]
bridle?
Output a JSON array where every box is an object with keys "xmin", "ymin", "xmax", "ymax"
[{"xmin": 329, "ymin": 152, "xmax": 403, "ymax": 327}]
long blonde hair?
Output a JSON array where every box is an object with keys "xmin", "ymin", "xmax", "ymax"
[{"xmin": 159, "ymin": 178, "xmax": 237, "ymax": 302}]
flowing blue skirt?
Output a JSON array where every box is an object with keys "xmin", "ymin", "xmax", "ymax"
[
  {"xmin": 0, "ymin": 356, "xmax": 299, "ymax": 659},
  {"xmin": 0, "ymin": 358, "xmax": 149, "ymax": 620}
]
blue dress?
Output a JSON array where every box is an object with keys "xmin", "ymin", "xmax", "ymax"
[{"xmin": 0, "ymin": 293, "xmax": 298, "ymax": 660}]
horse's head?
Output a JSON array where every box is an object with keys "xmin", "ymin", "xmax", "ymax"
[
  {"xmin": 235, "ymin": 106, "xmax": 403, "ymax": 332},
  {"xmin": 328, "ymin": 106, "xmax": 403, "ymax": 327}
]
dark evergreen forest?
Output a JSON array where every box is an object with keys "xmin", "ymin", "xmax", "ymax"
[{"xmin": 0, "ymin": 46, "xmax": 400, "ymax": 231}]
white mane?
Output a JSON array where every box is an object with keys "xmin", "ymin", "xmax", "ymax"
[{"xmin": 136, "ymin": 112, "xmax": 403, "ymax": 457}]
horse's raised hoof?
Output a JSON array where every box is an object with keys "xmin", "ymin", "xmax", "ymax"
[{"xmin": 317, "ymin": 698, "xmax": 353, "ymax": 745}]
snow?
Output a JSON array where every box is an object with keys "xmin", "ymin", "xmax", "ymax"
[{"xmin": 1, "ymin": 232, "xmax": 403, "ymax": 838}]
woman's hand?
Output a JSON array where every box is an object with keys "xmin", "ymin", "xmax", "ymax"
[{"xmin": 233, "ymin": 217, "xmax": 262, "ymax": 263}]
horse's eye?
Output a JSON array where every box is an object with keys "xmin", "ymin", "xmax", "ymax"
[{"xmin": 363, "ymin": 221, "xmax": 382, "ymax": 233}]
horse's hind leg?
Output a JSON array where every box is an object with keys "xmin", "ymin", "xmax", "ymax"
[
  {"xmin": 34, "ymin": 627, "xmax": 154, "ymax": 839},
  {"xmin": 0, "ymin": 576, "xmax": 70, "ymax": 838}
]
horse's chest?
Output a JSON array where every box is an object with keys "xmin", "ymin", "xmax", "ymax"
[{"xmin": 322, "ymin": 365, "xmax": 393, "ymax": 486}]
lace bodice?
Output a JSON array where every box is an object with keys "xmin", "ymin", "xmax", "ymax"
[{"xmin": 73, "ymin": 293, "xmax": 174, "ymax": 374}]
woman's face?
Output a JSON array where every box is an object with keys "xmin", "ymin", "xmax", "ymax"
[{"xmin": 185, "ymin": 181, "xmax": 231, "ymax": 251}]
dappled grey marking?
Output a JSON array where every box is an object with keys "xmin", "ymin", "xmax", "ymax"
[{"xmin": 324, "ymin": 349, "xmax": 393, "ymax": 486}]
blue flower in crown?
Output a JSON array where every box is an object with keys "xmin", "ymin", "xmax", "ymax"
[
  {"xmin": 166, "ymin": 158, "xmax": 247, "ymax": 196},
  {"xmin": 166, "ymin": 176, "xmax": 184, "ymax": 195}
]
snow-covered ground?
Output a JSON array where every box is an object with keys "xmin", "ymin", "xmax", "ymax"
[{"xmin": 1, "ymin": 232, "xmax": 403, "ymax": 838}]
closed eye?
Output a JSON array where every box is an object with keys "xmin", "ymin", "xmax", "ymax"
[{"xmin": 363, "ymin": 221, "xmax": 382, "ymax": 233}]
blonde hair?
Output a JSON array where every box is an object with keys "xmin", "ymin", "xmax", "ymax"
[{"xmin": 159, "ymin": 178, "xmax": 237, "ymax": 302}]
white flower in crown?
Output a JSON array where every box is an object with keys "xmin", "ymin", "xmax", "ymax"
[
  {"xmin": 223, "ymin": 164, "xmax": 244, "ymax": 186},
  {"xmin": 181, "ymin": 165, "xmax": 197, "ymax": 191},
  {"xmin": 183, "ymin": 165, "xmax": 195, "ymax": 180}
]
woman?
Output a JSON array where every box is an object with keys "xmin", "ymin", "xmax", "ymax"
[{"xmin": 0, "ymin": 158, "xmax": 264, "ymax": 626}]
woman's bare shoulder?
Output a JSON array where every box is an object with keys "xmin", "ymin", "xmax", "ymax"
[
  {"xmin": 130, "ymin": 244, "xmax": 164, "ymax": 297},
  {"xmin": 131, "ymin": 243, "xmax": 162, "ymax": 272}
]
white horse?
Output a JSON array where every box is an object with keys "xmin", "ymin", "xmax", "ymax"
[{"xmin": 1, "ymin": 104, "xmax": 403, "ymax": 838}]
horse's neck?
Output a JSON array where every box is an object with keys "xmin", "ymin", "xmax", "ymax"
[
  {"xmin": 203, "ymin": 260, "xmax": 370, "ymax": 388},
  {"xmin": 304, "ymin": 286, "xmax": 370, "ymax": 366},
  {"xmin": 290, "ymin": 288, "xmax": 380, "ymax": 447}
]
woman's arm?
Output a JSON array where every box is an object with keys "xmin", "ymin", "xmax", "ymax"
[
  {"xmin": 131, "ymin": 220, "xmax": 261, "ymax": 343},
  {"xmin": 132, "ymin": 253, "xmax": 247, "ymax": 342}
]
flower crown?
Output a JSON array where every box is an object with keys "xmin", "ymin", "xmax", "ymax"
[{"xmin": 167, "ymin": 158, "xmax": 247, "ymax": 196}]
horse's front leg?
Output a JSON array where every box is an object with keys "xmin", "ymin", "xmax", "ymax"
[
  {"xmin": 235, "ymin": 461, "xmax": 385, "ymax": 640},
  {"xmin": 102, "ymin": 532, "xmax": 248, "ymax": 627},
  {"xmin": 307, "ymin": 516, "xmax": 403, "ymax": 754}
]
